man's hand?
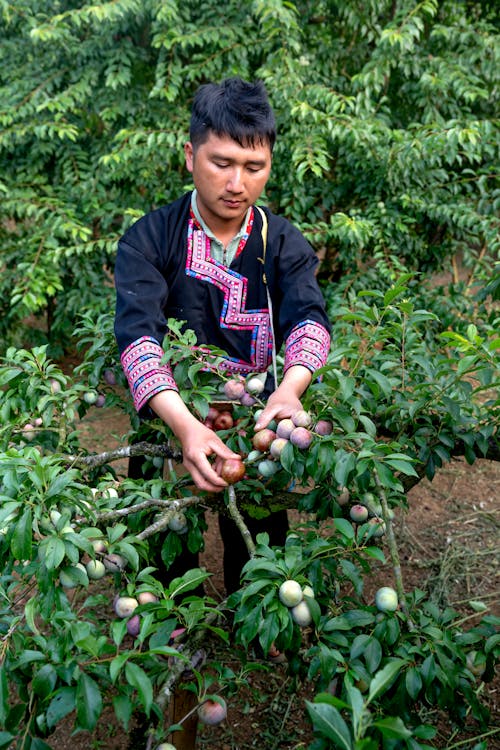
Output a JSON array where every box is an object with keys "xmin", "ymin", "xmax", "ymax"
[
  {"xmin": 149, "ymin": 391, "xmax": 240, "ymax": 492},
  {"xmin": 255, "ymin": 365, "xmax": 313, "ymax": 430}
]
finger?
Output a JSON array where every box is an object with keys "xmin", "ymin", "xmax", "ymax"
[
  {"xmin": 255, "ymin": 407, "xmax": 278, "ymax": 431},
  {"xmin": 186, "ymin": 461, "xmax": 228, "ymax": 492},
  {"xmin": 197, "ymin": 452, "xmax": 230, "ymax": 486},
  {"xmin": 210, "ymin": 441, "xmax": 241, "ymax": 460}
]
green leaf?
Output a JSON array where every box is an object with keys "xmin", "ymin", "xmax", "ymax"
[
  {"xmin": 367, "ymin": 659, "xmax": 406, "ymax": 704},
  {"xmin": 372, "ymin": 716, "xmax": 412, "ymax": 739},
  {"xmin": 333, "ymin": 517, "xmax": 355, "ymax": 540},
  {"xmin": 30, "ymin": 739, "xmax": 54, "ymax": 750},
  {"xmin": 334, "ymin": 450, "xmax": 356, "ymax": 487},
  {"xmin": 0, "ymin": 733, "xmax": 15, "ymax": 750},
  {"xmin": 46, "ymin": 687, "xmax": 76, "ymax": 728},
  {"xmin": 0, "ymin": 501, "xmax": 20, "ymax": 527},
  {"xmin": 364, "ymin": 637, "xmax": 382, "ymax": 673},
  {"xmin": 168, "ymin": 568, "xmax": 209, "ymax": 598},
  {"xmin": 258, "ymin": 611, "xmax": 280, "ymax": 654},
  {"xmin": 405, "ymin": 666, "xmax": 423, "ymax": 700},
  {"xmin": 32, "ymin": 664, "xmax": 57, "ymax": 698},
  {"xmin": 39, "ymin": 537, "xmax": 66, "ymax": 570},
  {"xmin": 125, "ymin": 662, "xmax": 153, "ymax": 715},
  {"xmin": 110, "ymin": 653, "xmax": 129, "ymax": 683},
  {"xmin": 112, "ymin": 694, "xmax": 134, "ymax": 731},
  {"xmin": 305, "ymin": 701, "xmax": 353, "ymax": 749},
  {"xmin": 76, "ymin": 672, "xmax": 103, "ymax": 731},
  {"xmin": 11, "ymin": 507, "xmax": 32, "ymax": 560},
  {"xmin": 0, "ymin": 666, "xmax": 8, "ymax": 726}
]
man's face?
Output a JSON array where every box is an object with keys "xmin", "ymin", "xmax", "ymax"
[{"xmin": 184, "ymin": 132, "xmax": 272, "ymax": 235}]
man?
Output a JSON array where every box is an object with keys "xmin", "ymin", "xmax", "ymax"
[{"xmin": 114, "ymin": 77, "xmax": 331, "ymax": 595}]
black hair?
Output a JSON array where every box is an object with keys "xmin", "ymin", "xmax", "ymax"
[{"xmin": 189, "ymin": 77, "xmax": 276, "ymax": 152}]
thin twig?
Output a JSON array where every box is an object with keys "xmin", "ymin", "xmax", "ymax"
[{"xmin": 227, "ymin": 486, "xmax": 256, "ymax": 557}]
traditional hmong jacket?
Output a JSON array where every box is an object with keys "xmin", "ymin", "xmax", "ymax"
[{"xmin": 114, "ymin": 192, "xmax": 331, "ymax": 412}]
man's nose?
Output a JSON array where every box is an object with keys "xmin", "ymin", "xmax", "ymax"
[{"xmin": 226, "ymin": 168, "xmax": 244, "ymax": 192}]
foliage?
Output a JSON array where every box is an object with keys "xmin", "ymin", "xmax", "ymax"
[
  {"xmin": 0, "ymin": 270, "xmax": 498, "ymax": 746},
  {"xmin": 0, "ymin": 0, "xmax": 498, "ymax": 348}
]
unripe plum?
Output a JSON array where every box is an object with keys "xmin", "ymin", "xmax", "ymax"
[
  {"xmin": 156, "ymin": 744, "xmax": 177, "ymax": 750},
  {"xmin": 246, "ymin": 449, "xmax": 262, "ymax": 463},
  {"xmin": 258, "ymin": 459, "xmax": 279, "ymax": 478},
  {"xmin": 22, "ymin": 424, "xmax": 36, "ymax": 441},
  {"xmin": 86, "ymin": 560, "xmax": 106, "ymax": 580},
  {"xmin": 291, "ymin": 600, "xmax": 312, "ymax": 626},
  {"xmin": 337, "ymin": 487, "xmax": 350, "ymax": 506},
  {"xmin": 240, "ymin": 391, "xmax": 256, "ymax": 406},
  {"xmin": 375, "ymin": 586, "xmax": 398, "ymax": 612},
  {"xmin": 368, "ymin": 518, "xmax": 386, "ymax": 537},
  {"xmin": 276, "ymin": 418, "xmax": 295, "ymax": 439},
  {"xmin": 213, "ymin": 410, "xmax": 234, "ymax": 431},
  {"xmin": 466, "ymin": 651, "xmax": 486, "ymax": 678},
  {"xmin": 103, "ymin": 368, "xmax": 117, "ymax": 385},
  {"xmin": 291, "ymin": 409, "xmax": 312, "ymax": 428},
  {"xmin": 245, "ymin": 376, "xmax": 265, "ymax": 395},
  {"xmin": 279, "ymin": 580, "xmax": 303, "ymax": 607},
  {"xmin": 290, "ymin": 427, "xmax": 312, "ymax": 449},
  {"xmin": 83, "ymin": 390, "xmax": 98, "ymax": 405},
  {"xmin": 223, "ymin": 378, "xmax": 246, "ymax": 400},
  {"xmin": 252, "ymin": 428, "xmax": 276, "ymax": 452},
  {"xmin": 50, "ymin": 509, "xmax": 62, "ymax": 526},
  {"xmin": 127, "ymin": 614, "xmax": 141, "ymax": 637},
  {"xmin": 168, "ymin": 511, "xmax": 188, "ymax": 533},
  {"xmin": 269, "ymin": 437, "xmax": 288, "ymax": 458},
  {"xmin": 302, "ymin": 585, "xmax": 315, "ymax": 599},
  {"xmin": 103, "ymin": 553, "xmax": 126, "ymax": 572},
  {"xmin": 197, "ymin": 697, "xmax": 227, "ymax": 726},
  {"xmin": 50, "ymin": 379, "xmax": 62, "ymax": 394},
  {"xmin": 92, "ymin": 539, "xmax": 108, "ymax": 555},
  {"xmin": 137, "ymin": 591, "xmax": 158, "ymax": 605},
  {"xmin": 59, "ymin": 564, "xmax": 87, "ymax": 589},
  {"xmin": 315, "ymin": 419, "xmax": 333, "ymax": 436},
  {"xmin": 349, "ymin": 504, "xmax": 369, "ymax": 523},
  {"xmin": 114, "ymin": 596, "xmax": 139, "ymax": 618},
  {"xmin": 102, "ymin": 487, "xmax": 119, "ymax": 499},
  {"xmin": 220, "ymin": 458, "xmax": 246, "ymax": 484}
]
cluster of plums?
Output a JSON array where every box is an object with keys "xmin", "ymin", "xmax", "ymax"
[
  {"xmin": 336, "ymin": 488, "xmax": 388, "ymax": 538},
  {"xmin": 278, "ymin": 579, "xmax": 315, "ymax": 627},
  {"xmin": 247, "ymin": 409, "xmax": 332, "ymax": 481}
]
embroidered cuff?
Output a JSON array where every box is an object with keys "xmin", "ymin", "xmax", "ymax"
[
  {"xmin": 284, "ymin": 320, "xmax": 331, "ymax": 374},
  {"xmin": 120, "ymin": 336, "xmax": 178, "ymax": 412}
]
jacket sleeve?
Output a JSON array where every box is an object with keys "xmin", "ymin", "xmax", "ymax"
[
  {"xmin": 114, "ymin": 213, "xmax": 179, "ymax": 411},
  {"xmin": 265, "ymin": 214, "xmax": 331, "ymax": 374}
]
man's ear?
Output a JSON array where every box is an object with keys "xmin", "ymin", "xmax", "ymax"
[{"xmin": 184, "ymin": 141, "xmax": 194, "ymax": 172}]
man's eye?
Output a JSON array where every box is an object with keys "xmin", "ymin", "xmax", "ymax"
[{"xmin": 214, "ymin": 162, "xmax": 229, "ymax": 168}]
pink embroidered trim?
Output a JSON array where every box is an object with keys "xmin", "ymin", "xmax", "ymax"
[
  {"xmin": 120, "ymin": 336, "xmax": 178, "ymax": 412},
  {"xmin": 185, "ymin": 218, "xmax": 273, "ymax": 373},
  {"xmin": 284, "ymin": 321, "xmax": 331, "ymax": 374}
]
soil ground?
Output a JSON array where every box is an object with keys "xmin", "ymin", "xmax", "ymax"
[{"xmin": 44, "ymin": 403, "xmax": 500, "ymax": 750}]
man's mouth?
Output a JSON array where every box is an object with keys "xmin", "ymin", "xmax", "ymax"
[{"xmin": 222, "ymin": 198, "xmax": 243, "ymax": 208}]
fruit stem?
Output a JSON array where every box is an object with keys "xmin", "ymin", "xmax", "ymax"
[{"xmin": 227, "ymin": 486, "xmax": 256, "ymax": 557}]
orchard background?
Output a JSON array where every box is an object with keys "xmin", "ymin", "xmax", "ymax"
[{"xmin": 0, "ymin": 2, "xmax": 499, "ymax": 749}]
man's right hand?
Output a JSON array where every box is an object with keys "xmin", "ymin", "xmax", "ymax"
[{"xmin": 149, "ymin": 390, "xmax": 240, "ymax": 492}]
